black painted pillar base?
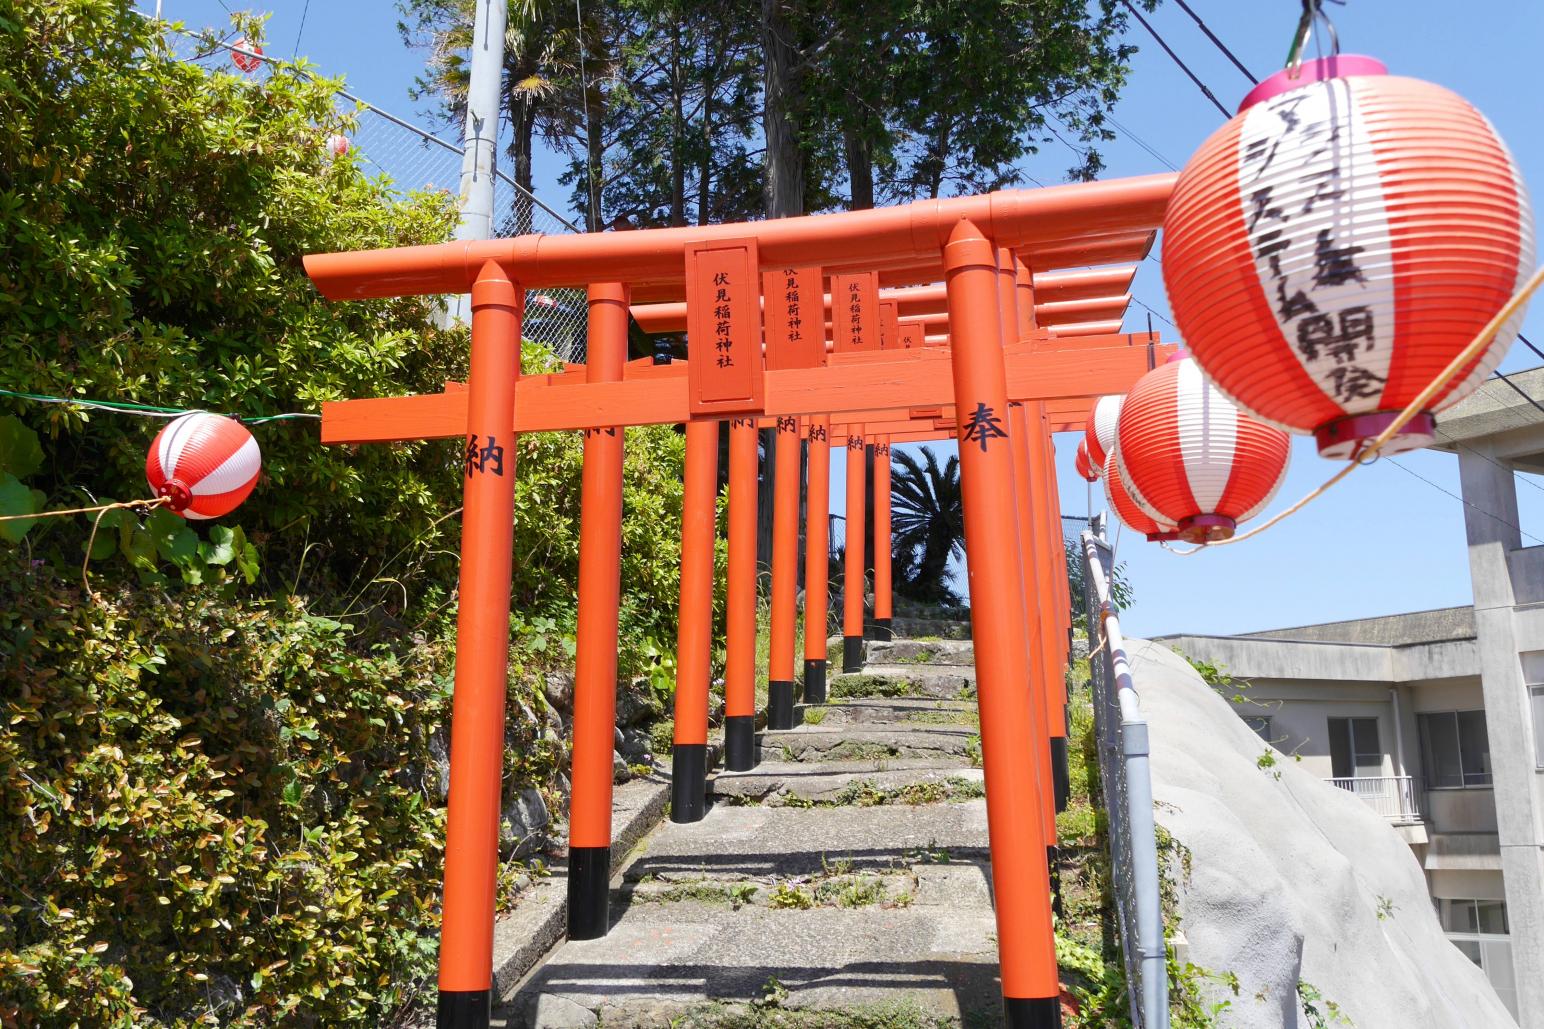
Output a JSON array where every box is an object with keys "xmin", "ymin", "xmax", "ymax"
[
  {"xmin": 803, "ymin": 659, "xmax": 827, "ymax": 704},
  {"xmin": 1048, "ymin": 844, "xmax": 1063, "ymax": 920},
  {"xmin": 670, "ymin": 743, "xmax": 707, "ymax": 824},
  {"xmin": 767, "ymin": 681, "xmax": 796, "ymax": 730},
  {"xmin": 437, "ymin": 989, "xmax": 491, "ymax": 1029},
  {"xmin": 566, "ymin": 846, "xmax": 611, "ymax": 940},
  {"xmin": 842, "ymin": 635, "xmax": 864, "ymax": 673},
  {"xmin": 1004, "ymin": 996, "xmax": 1062, "ymax": 1028},
  {"xmin": 724, "ymin": 715, "xmax": 756, "ymax": 771},
  {"xmin": 873, "ymin": 617, "xmax": 893, "ymax": 641},
  {"xmin": 1051, "ymin": 736, "xmax": 1070, "ymax": 813}
]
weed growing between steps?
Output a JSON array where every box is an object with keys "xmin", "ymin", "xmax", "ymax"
[
  {"xmin": 722, "ymin": 776, "xmax": 984, "ymax": 809},
  {"xmin": 828, "ymin": 675, "xmax": 920, "ymax": 699},
  {"xmin": 901, "ymin": 709, "xmax": 978, "ymax": 726},
  {"xmin": 677, "ymin": 996, "xmax": 957, "ymax": 1028}
]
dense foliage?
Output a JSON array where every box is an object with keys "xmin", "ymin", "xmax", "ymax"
[{"xmin": 0, "ymin": 2, "xmax": 695, "ymax": 1023}]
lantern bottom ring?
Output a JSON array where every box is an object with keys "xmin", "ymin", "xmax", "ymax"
[
  {"xmin": 1314, "ymin": 410, "xmax": 1436, "ymax": 461},
  {"xmin": 1145, "ymin": 530, "xmax": 1182, "ymax": 543},
  {"xmin": 1178, "ymin": 513, "xmax": 1235, "ymax": 544}
]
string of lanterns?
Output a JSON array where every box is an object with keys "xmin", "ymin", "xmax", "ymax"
[{"xmin": 1088, "ymin": 32, "xmax": 1536, "ymax": 548}]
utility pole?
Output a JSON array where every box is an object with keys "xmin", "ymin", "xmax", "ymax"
[{"xmin": 446, "ymin": 0, "xmax": 508, "ymax": 325}]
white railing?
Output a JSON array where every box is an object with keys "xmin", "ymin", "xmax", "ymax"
[
  {"xmin": 1327, "ymin": 775, "xmax": 1422, "ymax": 823},
  {"xmin": 1082, "ymin": 521, "xmax": 1169, "ymax": 1029}
]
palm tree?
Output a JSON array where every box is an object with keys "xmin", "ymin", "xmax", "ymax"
[{"xmin": 890, "ymin": 446, "xmax": 963, "ymax": 604}]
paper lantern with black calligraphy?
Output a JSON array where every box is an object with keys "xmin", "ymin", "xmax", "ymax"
[
  {"xmin": 1083, "ymin": 394, "xmax": 1123, "ymax": 476},
  {"xmin": 1104, "ymin": 441, "xmax": 1178, "ymax": 542},
  {"xmin": 1163, "ymin": 54, "xmax": 1535, "ymax": 460},
  {"xmin": 1074, "ymin": 439, "xmax": 1097, "ymax": 483},
  {"xmin": 145, "ymin": 413, "xmax": 261, "ymax": 520},
  {"xmin": 231, "ymin": 38, "xmax": 264, "ymax": 73},
  {"xmin": 1115, "ymin": 358, "xmax": 1290, "ymax": 543}
]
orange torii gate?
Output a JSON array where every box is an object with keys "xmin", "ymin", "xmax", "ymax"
[{"xmin": 304, "ymin": 173, "xmax": 1174, "ymax": 1029}]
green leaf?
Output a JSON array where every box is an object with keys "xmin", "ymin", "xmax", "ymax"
[
  {"xmin": 0, "ymin": 416, "xmax": 43, "ymax": 480},
  {"xmin": 0, "ymin": 473, "xmax": 42, "ymax": 543},
  {"xmin": 120, "ymin": 522, "xmax": 158, "ymax": 570},
  {"xmin": 282, "ymin": 780, "xmax": 302, "ymax": 807},
  {"xmin": 199, "ymin": 525, "xmax": 236, "ymax": 566},
  {"xmin": 147, "ymin": 507, "xmax": 198, "ymax": 565},
  {"xmin": 232, "ymin": 526, "xmax": 260, "ymax": 584}
]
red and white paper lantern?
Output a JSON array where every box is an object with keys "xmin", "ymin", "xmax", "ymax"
[
  {"xmin": 1104, "ymin": 441, "xmax": 1178, "ymax": 542},
  {"xmin": 1115, "ymin": 357, "xmax": 1290, "ymax": 543},
  {"xmin": 231, "ymin": 38, "xmax": 264, "ymax": 73},
  {"xmin": 1083, "ymin": 394, "xmax": 1123, "ymax": 476},
  {"xmin": 324, "ymin": 133, "xmax": 351, "ymax": 159},
  {"xmin": 1163, "ymin": 55, "xmax": 1535, "ymax": 459},
  {"xmin": 1074, "ymin": 439, "xmax": 1097, "ymax": 483},
  {"xmin": 145, "ymin": 413, "xmax": 261, "ymax": 520}
]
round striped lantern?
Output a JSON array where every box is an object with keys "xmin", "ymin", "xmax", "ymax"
[
  {"xmin": 324, "ymin": 133, "xmax": 351, "ymax": 159},
  {"xmin": 231, "ymin": 39, "xmax": 264, "ymax": 73},
  {"xmin": 1162, "ymin": 55, "xmax": 1536, "ymax": 460},
  {"xmin": 1116, "ymin": 358, "xmax": 1291, "ymax": 544},
  {"xmin": 145, "ymin": 413, "xmax": 261, "ymax": 520},
  {"xmin": 1104, "ymin": 441, "xmax": 1178, "ymax": 542},
  {"xmin": 1083, "ymin": 394, "xmax": 1123, "ymax": 476},
  {"xmin": 1074, "ymin": 439, "xmax": 1097, "ymax": 483}
]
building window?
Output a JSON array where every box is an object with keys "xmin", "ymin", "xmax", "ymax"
[
  {"xmin": 1419, "ymin": 710, "xmax": 1492, "ymax": 788},
  {"xmin": 1241, "ymin": 715, "xmax": 1272, "ymax": 742},
  {"xmin": 1531, "ymin": 685, "xmax": 1544, "ymax": 770},
  {"xmin": 1437, "ymin": 899, "xmax": 1517, "ymax": 1018},
  {"xmin": 1328, "ymin": 716, "xmax": 1382, "ymax": 779}
]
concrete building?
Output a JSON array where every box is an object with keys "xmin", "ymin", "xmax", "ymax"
[{"xmin": 1161, "ymin": 368, "xmax": 1544, "ymax": 1027}]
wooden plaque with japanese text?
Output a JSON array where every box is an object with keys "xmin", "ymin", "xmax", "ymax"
[
  {"xmin": 685, "ymin": 238, "xmax": 765, "ymax": 415},
  {"xmin": 877, "ymin": 299, "xmax": 901, "ymax": 350},
  {"xmin": 898, "ymin": 320, "xmax": 927, "ymax": 349},
  {"xmin": 762, "ymin": 266, "xmax": 826, "ymax": 371},
  {"xmin": 831, "ymin": 272, "xmax": 880, "ymax": 353}
]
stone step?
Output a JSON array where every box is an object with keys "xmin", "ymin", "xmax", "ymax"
[
  {"xmin": 502, "ymin": 804, "xmax": 998, "ymax": 1026},
  {"xmin": 799, "ymin": 696, "xmax": 977, "ymax": 727},
  {"xmin": 760, "ymin": 724, "xmax": 977, "ymax": 763},
  {"xmin": 710, "ymin": 759, "xmax": 984, "ymax": 806},
  {"xmin": 828, "ymin": 666, "xmax": 976, "ymax": 701},
  {"xmin": 865, "ymin": 638, "xmax": 975, "ymax": 667}
]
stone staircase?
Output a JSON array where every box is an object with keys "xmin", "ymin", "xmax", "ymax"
[{"xmin": 500, "ymin": 637, "xmax": 1005, "ymax": 1028}]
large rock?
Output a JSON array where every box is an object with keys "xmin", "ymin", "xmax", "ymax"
[
  {"xmin": 1131, "ymin": 640, "xmax": 1514, "ymax": 1028},
  {"xmin": 500, "ymin": 786, "xmax": 551, "ymax": 860}
]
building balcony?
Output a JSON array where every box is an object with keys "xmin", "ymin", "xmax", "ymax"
[{"xmin": 1326, "ymin": 775, "xmax": 1424, "ymax": 824}]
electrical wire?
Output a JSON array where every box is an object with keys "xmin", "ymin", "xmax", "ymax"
[
  {"xmin": 0, "ymin": 387, "xmax": 319, "ymax": 425},
  {"xmin": 1118, "ymin": 0, "xmax": 1232, "ymax": 119},
  {"xmin": 292, "ymin": 0, "xmax": 311, "ymax": 60},
  {"xmin": 1384, "ymin": 457, "xmax": 1544, "ymax": 546},
  {"xmin": 1170, "ymin": 0, "xmax": 1258, "ymax": 84}
]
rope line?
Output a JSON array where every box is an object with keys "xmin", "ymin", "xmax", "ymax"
[
  {"xmin": 0, "ymin": 387, "xmax": 319, "ymax": 424},
  {"xmin": 0, "ymin": 495, "xmax": 168, "ymax": 524},
  {"xmin": 1163, "ymin": 263, "xmax": 1544, "ymax": 555}
]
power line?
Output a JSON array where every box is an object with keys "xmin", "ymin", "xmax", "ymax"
[
  {"xmin": 1491, "ymin": 368, "xmax": 1544, "ymax": 416},
  {"xmin": 1518, "ymin": 332, "xmax": 1544, "ymax": 365},
  {"xmin": 1119, "ymin": 0, "xmax": 1232, "ymax": 119},
  {"xmin": 1170, "ymin": 0, "xmax": 1258, "ymax": 84},
  {"xmin": 1384, "ymin": 456, "xmax": 1544, "ymax": 546},
  {"xmin": 292, "ymin": 0, "xmax": 312, "ymax": 60}
]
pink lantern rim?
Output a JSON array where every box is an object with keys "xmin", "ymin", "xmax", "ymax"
[
  {"xmin": 1239, "ymin": 54, "xmax": 1388, "ymax": 113},
  {"xmin": 1313, "ymin": 410, "xmax": 1437, "ymax": 461},
  {"xmin": 1177, "ymin": 513, "xmax": 1235, "ymax": 544}
]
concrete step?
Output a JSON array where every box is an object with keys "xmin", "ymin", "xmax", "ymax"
[
  {"xmin": 501, "ymin": 804, "xmax": 998, "ymax": 1026},
  {"xmin": 866, "ymin": 638, "xmax": 975, "ymax": 667},
  {"xmin": 759, "ymin": 724, "xmax": 977, "ymax": 763},
  {"xmin": 828, "ymin": 666, "xmax": 976, "ymax": 702},
  {"xmin": 710, "ymin": 759, "xmax": 984, "ymax": 806},
  {"xmin": 798, "ymin": 696, "xmax": 977, "ymax": 727}
]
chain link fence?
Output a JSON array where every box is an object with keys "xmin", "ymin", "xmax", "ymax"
[
  {"xmin": 1080, "ymin": 516, "xmax": 1169, "ymax": 1028},
  {"xmin": 149, "ymin": 17, "xmax": 590, "ymax": 364}
]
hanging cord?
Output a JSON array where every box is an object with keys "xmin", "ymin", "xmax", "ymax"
[
  {"xmin": 0, "ymin": 496, "xmax": 171, "ymax": 597},
  {"xmin": 1163, "ymin": 263, "xmax": 1544, "ymax": 556},
  {"xmin": 1285, "ymin": 0, "xmax": 1343, "ymax": 76}
]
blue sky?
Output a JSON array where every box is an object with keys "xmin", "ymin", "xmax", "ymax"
[{"xmin": 153, "ymin": 1, "xmax": 1544, "ymax": 638}]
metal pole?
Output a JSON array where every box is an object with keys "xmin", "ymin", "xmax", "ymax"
[
  {"xmin": 566, "ymin": 284, "xmax": 629, "ymax": 940},
  {"xmin": 446, "ymin": 0, "xmax": 507, "ymax": 324},
  {"xmin": 436, "ymin": 262, "xmax": 522, "ymax": 1029}
]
